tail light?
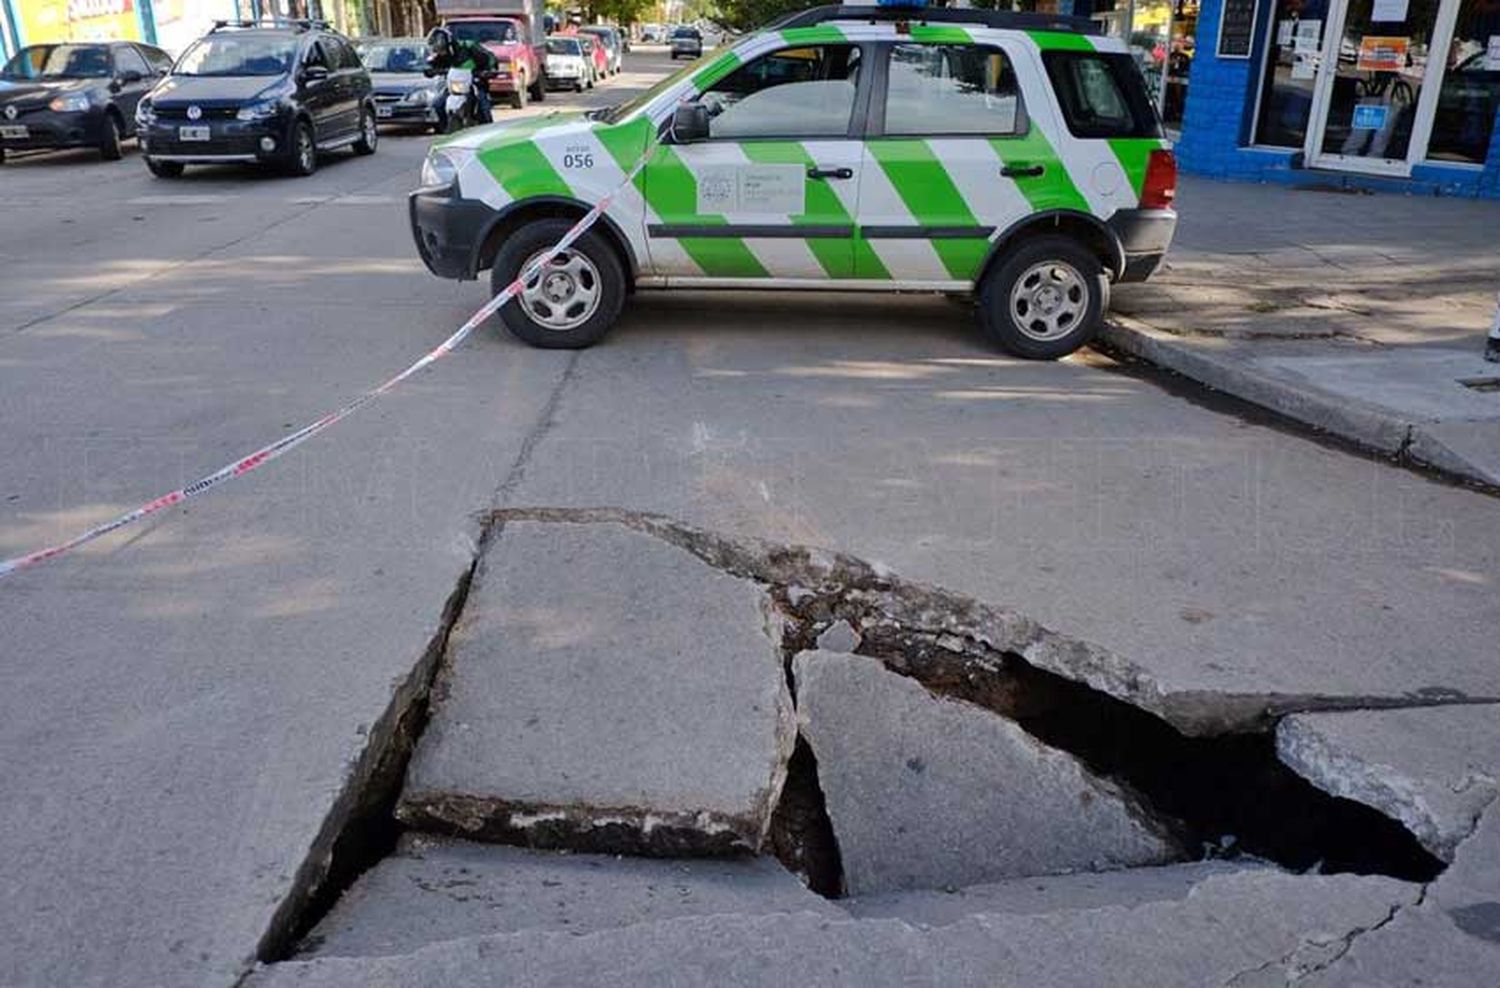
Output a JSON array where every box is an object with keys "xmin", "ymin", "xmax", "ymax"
[{"xmin": 1140, "ymin": 149, "xmax": 1177, "ymax": 210}]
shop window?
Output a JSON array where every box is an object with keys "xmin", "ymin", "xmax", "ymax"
[
  {"xmin": 1426, "ymin": 0, "xmax": 1500, "ymax": 164},
  {"xmin": 1254, "ymin": 0, "xmax": 1332, "ymax": 147}
]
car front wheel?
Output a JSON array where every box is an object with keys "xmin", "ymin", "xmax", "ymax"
[
  {"xmin": 491, "ymin": 217, "xmax": 625, "ymax": 349},
  {"xmin": 977, "ymin": 234, "xmax": 1108, "ymax": 360},
  {"xmin": 286, "ymin": 119, "xmax": 316, "ymax": 176},
  {"xmin": 145, "ymin": 157, "xmax": 183, "ymax": 178},
  {"xmin": 99, "ymin": 112, "xmax": 123, "ymax": 161}
]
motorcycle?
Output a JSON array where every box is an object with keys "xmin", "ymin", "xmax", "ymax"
[{"xmin": 442, "ymin": 67, "xmax": 494, "ymax": 133}]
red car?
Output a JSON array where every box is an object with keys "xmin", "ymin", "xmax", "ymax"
[
  {"xmin": 439, "ymin": 2, "xmax": 546, "ymax": 109},
  {"xmin": 579, "ymin": 34, "xmax": 608, "ymax": 82}
]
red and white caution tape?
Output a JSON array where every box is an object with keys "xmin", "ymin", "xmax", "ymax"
[{"xmin": 0, "ymin": 159, "xmax": 645, "ymax": 581}]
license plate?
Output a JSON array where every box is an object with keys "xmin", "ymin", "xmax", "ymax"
[
  {"xmin": 0, "ymin": 125, "xmax": 26, "ymax": 139},
  {"xmin": 376, "ymin": 106, "xmax": 393, "ymax": 118},
  {"xmin": 178, "ymin": 125, "xmax": 211, "ymax": 142}
]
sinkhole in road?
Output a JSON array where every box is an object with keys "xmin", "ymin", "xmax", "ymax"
[{"xmin": 260, "ymin": 509, "xmax": 1444, "ymax": 961}]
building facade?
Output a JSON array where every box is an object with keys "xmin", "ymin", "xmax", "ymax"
[{"xmin": 1176, "ymin": 0, "xmax": 1500, "ymax": 197}]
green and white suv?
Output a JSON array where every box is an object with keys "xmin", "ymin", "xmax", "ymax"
[{"xmin": 409, "ymin": 5, "xmax": 1177, "ymax": 358}]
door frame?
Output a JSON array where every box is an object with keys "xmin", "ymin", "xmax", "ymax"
[{"xmin": 1303, "ymin": 0, "xmax": 1463, "ymax": 175}]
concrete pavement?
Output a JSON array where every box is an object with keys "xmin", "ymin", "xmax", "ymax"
[
  {"xmin": 1106, "ymin": 176, "xmax": 1500, "ymax": 487},
  {"xmin": 3, "ymin": 45, "xmax": 1499, "ymax": 988}
]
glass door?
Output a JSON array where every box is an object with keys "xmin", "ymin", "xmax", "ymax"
[{"xmin": 1307, "ymin": 0, "xmax": 1460, "ymax": 173}]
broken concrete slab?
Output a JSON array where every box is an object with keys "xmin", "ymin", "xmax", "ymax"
[
  {"xmin": 792, "ymin": 650, "xmax": 1181, "ymax": 894},
  {"xmin": 1278, "ymin": 705, "xmax": 1500, "ymax": 860},
  {"xmin": 397, "ymin": 519, "xmax": 796, "ymax": 855},
  {"xmin": 303, "ymin": 835, "xmax": 841, "ymax": 959},
  {"xmin": 248, "ymin": 871, "xmax": 1419, "ymax": 987},
  {"xmin": 1297, "ymin": 796, "xmax": 1500, "ymax": 986}
]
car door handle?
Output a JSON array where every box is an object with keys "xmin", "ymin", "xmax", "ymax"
[
  {"xmin": 807, "ymin": 167, "xmax": 854, "ymax": 180},
  {"xmin": 1001, "ymin": 164, "xmax": 1045, "ymax": 178}
]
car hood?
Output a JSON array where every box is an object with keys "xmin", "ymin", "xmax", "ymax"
[
  {"xmin": 370, "ymin": 71, "xmax": 432, "ymax": 93},
  {"xmin": 435, "ymin": 109, "xmax": 588, "ymax": 153},
  {"xmin": 149, "ymin": 74, "xmax": 288, "ymax": 108},
  {"xmin": 0, "ymin": 76, "xmax": 98, "ymax": 107}
]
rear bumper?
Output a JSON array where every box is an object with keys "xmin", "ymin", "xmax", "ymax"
[
  {"xmin": 409, "ymin": 185, "xmax": 495, "ymax": 280},
  {"xmin": 1107, "ymin": 208, "xmax": 1176, "ymax": 283}
]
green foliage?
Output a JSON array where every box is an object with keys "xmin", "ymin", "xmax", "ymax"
[{"xmin": 713, "ymin": 0, "xmax": 817, "ymax": 33}]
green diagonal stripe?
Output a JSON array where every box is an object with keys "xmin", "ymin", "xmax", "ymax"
[
  {"xmin": 1027, "ymin": 30, "xmax": 1095, "ymax": 51},
  {"xmin": 739, "ymin": 141, "xmax": 887, "ymax": 280},
  {"xmin": 478, "ymin": 138, "xmax": 572, "ymax": 200},
  {"xmin": 990, "ymin": 131, "xmax": 1090, "ymax": 213},
  {"xmin": 639, "ymin": 146, "xmax": 767, "ymax": 278},
  {"xmin": 1108, "ymin": 138, "xmax": 1158, "ymax": 200},
  {"xmin": 867, "ymin": 139, "xmax": 987, "ymax": 281},
  {"xmin": 909, "ymin": 26, "xmax": 972, "ymax": 44},
  {"xmin": 779, "ymin": 25, "xmax": 848, "ymax": 46},
  {"xmin": 691, "ymin": 50, "xmax": 742, "ymax": 90}
]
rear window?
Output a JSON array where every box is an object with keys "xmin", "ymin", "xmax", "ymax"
[{"xmin": 1041, "ymin": 51, "xmax": 1161, "ymax": 139}]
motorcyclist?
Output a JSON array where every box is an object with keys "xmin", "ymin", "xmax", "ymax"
[{"xmin": 425, "ymin": 27, "xmax": 497, "ymax": 124}]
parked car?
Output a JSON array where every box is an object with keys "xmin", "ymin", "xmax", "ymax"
[
  {"xmin": 136, "ymin": 20, "xmax": 376, "ymax": 178},
  {"xmin": 669, "ymin": 26, "xmax": 702, "ymax": 60},
  {"xmin": 410, "ymin": 6, "xmax": 1177, "ymax": 357},
  {"xmin": 579, "ymin": 34, "xmax": 609, "ymax": 82},
  {"xmin": 544, "ymin": 36, "xmax": 593, "ymax": 92},
  {"xmin": 0, "ymin": 41, "xmax": 170, "ymax": 163},
  {"xmin": 640, "ymin": 23, "xmax": 664, "ymax": 43},
  {"xmin": 441, "ymin": 1, "xmax": 547, "ymax": 110},
  {"xmin": 578, "ymin": 25, "xmax": 622, "ymax": 76},
  {"xmin": 358, "ymin": 37, "xmax": 445, "ymax": 132}
]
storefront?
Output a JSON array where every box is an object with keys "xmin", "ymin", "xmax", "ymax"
[{"xmin": 1174, "ymin": 0, "xmax": 1500, "ymax": 196}]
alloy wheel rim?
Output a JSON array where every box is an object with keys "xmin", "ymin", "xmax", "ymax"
[
  {"xmin": 1009, "ymin": 260, "xmax": 1087, "ymax": 342},
  {"xmin": 519, "ymin": 249, "xmax": 601, "ymax": 331},
  {"xmin": 298, "ymin": 130, "xmax": 313, "ymax": 169},
  {"xmin": 364, "ymin": 113, "xmax": 376, "ymax": 148}
]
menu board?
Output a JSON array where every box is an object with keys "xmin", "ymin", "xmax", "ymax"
[{"xmin": 1217, "ymin": 0, "xmax": 1261, "ymax": 58}]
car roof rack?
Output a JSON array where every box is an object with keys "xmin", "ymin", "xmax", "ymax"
[
  {"xmin": 210, "ymin": 18, "xmax": 331, "ymax": 34},
  {"xmin": 767, "ymin": 4, "xmax": 1099, "ymax": 36}
]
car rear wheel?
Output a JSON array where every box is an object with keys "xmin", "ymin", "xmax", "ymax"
[
  {"xmin": 287, "ymin": 120, "xmax": 316, "ymax": 177},
  {"xmin": 145, "ymin": 157, "xmax": 183, "ymax": 178},
  {"xmin": 353, "ymin": 106, "xmax": 377, "ymax": 155},
  {"xmin": 530, "ymin": 75, "xmax": 546, "ymax": 103},
  {"xmin": 491, "ymin": 218, "xmax": 625, "ymax": 349},
  {"xmin": 977, "ymin": 234, "xmax": 1108, "ymax": 360},
  {"xmin": 99, "ymin": 112, "xmax": 123, "ymax": 161}
]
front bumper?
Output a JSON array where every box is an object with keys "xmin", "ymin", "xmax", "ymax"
[
  {"xmin": 0, "ymin": 109, "xmax": 108, "ymax": 151},
  {"xmin": 138, "ymin": 113, "xmax": 292, "ymax": 163},
  {"xmin": 409, "ymin": 184, "xmax": 495, "ymax": 281},
  {"xmin": 1107, "ymin": 208, "xmax": 1177, "ymax": 283}
]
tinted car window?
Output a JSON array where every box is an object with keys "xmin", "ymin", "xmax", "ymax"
[
  {"xmin": 114, "ymin": 44, "xmax": 150, "ymax": 77},
  {"xmin": 547, "ymin": 38, "xmax": 583, "ymax": 55},
  {"xmin": 139, "ymin": 45, "xmax": 174, "ymax": 74},
  {"xmin": 883, "ymin": 43, "xmax": 1023, "ymax": 136},
  {"xmin": 2, "ymin": 44, "xmax": 112, "ymax": 78},
  {"xmin": 177, "ymin": 35, "xmax": 297, "ymax": 76},
  {"xmin": 1042, "ymin": 51, "xmax": 1162, "ymax": 139},
  {"xmin": 331, "ymin": 37, "xmax": 362, "ymax": 70},
  {"xmin": 361, "ymin": 42, "xmax": 426, "ymax": 72},
  {"xmin": 673, "ymin": 28, "xmax": 700, "ymax": 39},
  {"xmin": 449, "ymin": 21, "xmax": 517, "ymax": 45}
]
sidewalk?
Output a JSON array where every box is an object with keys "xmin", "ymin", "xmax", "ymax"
[{"xmin": 1105, "ymin": 176, "xmax": 1500, "ymax": 487}]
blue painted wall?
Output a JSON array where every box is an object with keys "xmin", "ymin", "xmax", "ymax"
[{"xmin": 1176, "ymin": 0, "xmax": 1500, "ymax": 198}]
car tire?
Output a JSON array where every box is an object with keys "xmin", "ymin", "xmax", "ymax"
[
  {"xmin": 353, "ymin": 105, "xmax": 378, "ymax": 155},
  {"xmin": 530, "ymin": 75, "xmax": 545, "ymax": 103},
  {"xmin": 287, "ymin": 119, "xmax": 317, "ymax": 177},
  {"xmin": 145, "ymin": 157, "xmax": 183, "ymax": 178},
  {"xmin": 99, "ymin": 111, "xmax": 124, "ymax": 161},
  {"xmin": 491, "ymin": 217, "xmax": 625, "ymax": 349},
  {"xmin": 511, "ymin": 80, "xmax": 526, "ymax": 111},
  {"xmin": 977, "ymin": 234, "xmax": 1108, "ymax": 360},
  {"xmin": 575, "ymin": 80, "xmax": 585, "ymax": 93}
]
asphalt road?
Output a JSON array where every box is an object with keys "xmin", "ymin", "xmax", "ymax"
[{"xmin": 1, "ymin": 45, "xmax": 1497, "ymax": 987}]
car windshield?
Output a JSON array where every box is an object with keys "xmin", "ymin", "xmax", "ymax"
[
  {"xmin": 674, "ymin": 28, "xmax": 699, "ymax": 39},
  {"xmin": 359, "ymin": 42, "xmax": 426, "ymax": 72},
  {"xmin": 547, "ymin": 38, "xmax": 582, "ymax": 55},
  {"xmin": 592, "ymin": 56, "xmax": 700, "ymax": 123},
  {"xmin": 176, "ymin": 35, "xmax": 297, "ymax": 76},
  {"xmin": 449, "ymin": 21, "xmax": 517, "ymax": 45},
  {"xmin": 1, "ymin": 44, "xmax": 112, "ymax": 79}
]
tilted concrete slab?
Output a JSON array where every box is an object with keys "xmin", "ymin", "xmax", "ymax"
[
  {"xmin": 397, "ymin": 519, "xmax": 796, "ymax": 854},
  {"xmin": 1299, "ymin": 797, "xmax": 1500, "ymax": 986},
  {"xmin": 248, "ymin": 871, "xmax": 1419, "ymax": 987},
  {"xmin": 793, "ymin": 650, "xmax": 1180, "ymax": 894},
  {"xmin": 304, "ymin": 835, "xmax": 840, "ymax": 959},
  {"xmin": 1278, "ymin": 705, "xmax": 1500, "ymax": 861}
]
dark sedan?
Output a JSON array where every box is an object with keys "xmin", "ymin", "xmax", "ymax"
[
  {"xmin": 357, "ymin": 38, "xmax": 445, "ymax": 132},
  {"xmin": 0, "ymin": 41, "xmax": 170, "ymax": 163},
  {"xmin": 669, "ymin": 26, "xmax": 702, "ymax": 60}
]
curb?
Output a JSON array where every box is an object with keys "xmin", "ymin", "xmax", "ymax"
[{"xmin": 1099, "ymin": 315, "xmax": 1497, "ymax": 491}]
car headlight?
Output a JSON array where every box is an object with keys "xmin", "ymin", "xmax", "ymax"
[
  {"xmin": 136, "ymin": 101, "xmax": 156, "ymax": 125},
  {"xmin": 421, "ymin": 149, "xmax": 458, "ymax": 188},
  {"xmin": 49, "ymin": 92, "xmax": 90, "ymax": 113},
  {"xmin": 235, "ymin": 100, "xmax": 278, "ymax": 122}
]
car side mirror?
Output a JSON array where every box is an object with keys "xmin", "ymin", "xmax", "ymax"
[
  {"xmin": 669, "ymin": 102, "xmax": 710, "ymax": 144},
  {"xmin": 118, "ymin": 69, "xmax": 144, "ymax": 84},
  {"xmin": 303, "ymin": 65, "xmax": 329, "ymax": 83}
]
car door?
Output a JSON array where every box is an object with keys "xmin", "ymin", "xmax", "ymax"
[
  {"xmin": 855, "ymin": 39, "xmax": 1050, "ymax": 285},
  {"xmin": 321, "ymin": 35, "xmax": 360, "ymax": 138},
  {"xmin": 299, "ymin": 39, "xmax": 339, "ymax": 140},
  {"xmin": 109, "ymin": 44, "xmax": 153, "ymax": 130},
  {"xmin": 639, "ymin": 42, "xmax": 869, "ymax": 282}
]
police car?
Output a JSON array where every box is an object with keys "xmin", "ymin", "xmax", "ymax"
[{"xmin": 409, "ymin": 3, "xmax": 1177, "ymax": 358}]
